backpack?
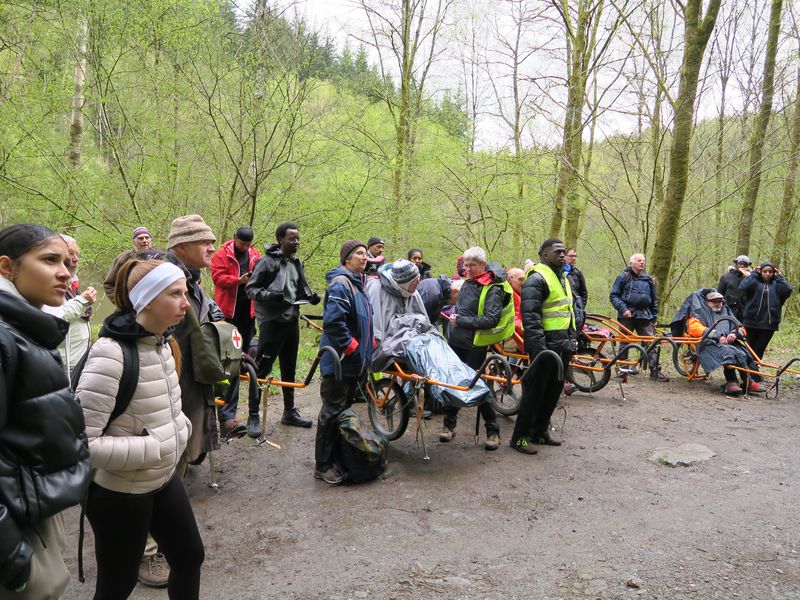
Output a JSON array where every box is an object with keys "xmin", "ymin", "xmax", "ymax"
[
  {"xmin": 71, "ymin": 338, "xmax": 139, "ymax": 434},
  {"xmin": 336, "ymin": 409, "xmax": 387, "ymax": 483},
  {"xmin": 185, "ymin": 306, "xmax": 242, "ymax": 384}
]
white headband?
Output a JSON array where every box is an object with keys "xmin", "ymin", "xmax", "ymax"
[{"xmin": 129, "ymin": 263, "xmax": 186, "ymax": 314}]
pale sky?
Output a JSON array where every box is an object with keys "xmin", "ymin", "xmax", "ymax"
[{"xmin": 235, "ymin": 0, "xmax": 788, "ymax": 152}]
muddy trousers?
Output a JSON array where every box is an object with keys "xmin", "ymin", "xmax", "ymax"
[
  {"xmin": 86, "ymin": 475, "xmax": 205, "ymax": 600},
  {"xmin": 315, "ymin": 376, "xmax": 358, "ymax": 471},
  {"xmin": 218, "ymin": 315, "xmax": 255, "ymax": 423},
  {"xmin": 443, "ymin": 344, "xmax": 499, "ymax": 436},
  {"xmin": 254, "ymin": 318, "xmax": 300, "ymax": 413},
  {"xmin": 514, "ymin": 350, "xmax": 571, "ymax": 440}
]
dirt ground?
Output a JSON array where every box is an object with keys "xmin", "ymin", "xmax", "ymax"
[{"xmin": 61, "ymin": 362, "xmax": 800, "ymax": 600}]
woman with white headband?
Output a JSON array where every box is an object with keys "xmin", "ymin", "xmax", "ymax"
[{"xmin": 76, "ymin": 259, "xmax": 204, "ymax": 599}]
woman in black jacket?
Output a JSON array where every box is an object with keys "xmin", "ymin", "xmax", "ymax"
[
  {"xmin": 739, "ymin": 262, "xmax": 793, "ymax": 359},
  {"xmin": 0, "ymin": 224, "xmax": 91, "ymax": 598},
  {"xmin": 444, "ymin": 247, "xmax": 502, "ymax": 450}
]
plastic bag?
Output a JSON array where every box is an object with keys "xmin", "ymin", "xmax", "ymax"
[{"xmin": 404, "ymin": 335, "xmax": 490, "ymax": 408}]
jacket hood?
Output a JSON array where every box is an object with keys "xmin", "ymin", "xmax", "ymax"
[
  {"xmin": 0, "ymin": 284, "xmax": 68, "ymax": 349},
  {"xmin": 377, "ymin": 261, "xmax": 406, "ymax": 297},
  {"xmin": 265, "ymin": 243, "xmax": 300, "ymax": 262},
  {"xmin": 625, "ymin": 266, "xmax": 652, "ymax": 281},
  {"xmin": 100, "ymin": 310, "xmax": 175, "ymax": 341},
  {"xmin": 325, "ymin": 266, "xmax": 365, "ymax": 290},
  {"xmin": 670, "ymin": 288, "xmax": 740, "ymax": 334}
]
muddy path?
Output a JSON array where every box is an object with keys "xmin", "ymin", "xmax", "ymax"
[{"xmin": 62, "ymin": 371, "xmax": 800, "ymax": 599}]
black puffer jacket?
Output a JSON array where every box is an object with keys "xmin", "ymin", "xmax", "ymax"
[
  {"xmin": 521, "ymin": 266, "xmax": 578, "ymax": 358},
  {"xmin": 245, "ymin": 244, "xmax": 319, "ymax": 323},
  {"xmin": 0, "ymin": 289, "xmax": 91, "ymax": 587},
  {"xmin": 449, "ymin": 270, "xmax": 507, "ymax": 350}
]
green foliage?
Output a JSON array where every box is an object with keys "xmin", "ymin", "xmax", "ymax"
[{"xmin": 0, "ymin": 0, "xmax": 796, "ymax": 330}]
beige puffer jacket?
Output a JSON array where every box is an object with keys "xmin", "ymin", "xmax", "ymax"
[{"xmin": 76, "ymin": 335, "xmax": 191, "ymax": 494}]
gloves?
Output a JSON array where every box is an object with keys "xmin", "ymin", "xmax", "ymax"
[{"xmin": 309, "ymin": 293, "xmax": 321, "ymax": 306}]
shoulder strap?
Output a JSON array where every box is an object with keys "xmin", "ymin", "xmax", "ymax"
[
  {"xmin": 107, "ymin": 339, "xmax": 139, "ymax": 431},
  {"xmin": 72, "ymin": 337, "xmax": 140, "ymax": 433},
  {"xmin": 330, "ymin": 275, "xmax": 358, "ymax": 299}
]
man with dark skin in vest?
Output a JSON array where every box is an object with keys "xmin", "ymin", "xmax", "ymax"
[{"xmin": 513, "ymin": 238, "xmax": 577, "ymax": 454}]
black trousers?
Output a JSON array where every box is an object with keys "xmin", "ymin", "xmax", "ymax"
[
  {"xmin": 254, "ymin": 318, "xmax": 300, "ymax": 412},
  {"xmin": 746, "ymin": 327, "xmax": 776, "ymax": 360},
  {"xmin": 443, "ymin": 344, "xmax": 499, "ymax": 435},
  {"xmin": 86, "ymin": 475, "xmax": 204, "ymax": 600},
  {"xmin": 218, "ymin": 314, "xmax": 255, "ymax": 423},
  {"xmin": 315, "ymin": 375, "xmax": 358, "ymax": 471},
  {"xmin": 514, "ymin": 350, "xmax": 571, "ymax": 440}
]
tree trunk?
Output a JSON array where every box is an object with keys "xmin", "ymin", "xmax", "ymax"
[
  {"xmin": 736, "ymin": 0, "xmax": 783, "ymax": 255},
  {"xmin": 650, "ymin": 0, "xmax": 722, "ymax": 306},
  {"xmin": 772, "ymin": 65, "xmax": 800, "ymax": 266},
  {"xmin": 67, "ymin": 20, "xmax": 88, "ymax": 168}
]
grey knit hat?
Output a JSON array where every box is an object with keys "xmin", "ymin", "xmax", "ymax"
[
  {"xmin": 392, "ymin": 259, "xmax": 419, "ymax": 288},
  {"xmin": 168, "ymin": 215, "xmax": 216, "ymax": 249}
]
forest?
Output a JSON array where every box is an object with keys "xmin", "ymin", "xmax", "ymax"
[{"xmin": 1, "ymin": 0, "xmax": 798, "ymax": 319}]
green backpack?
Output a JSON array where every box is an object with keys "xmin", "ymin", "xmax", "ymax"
[
  {"xmin": 336, "ymin": 409, "xmax": 388, "ymax": 484},
  {"xmin": 186, "ymin": 307, "xmax": 242, "ymax": 384}
]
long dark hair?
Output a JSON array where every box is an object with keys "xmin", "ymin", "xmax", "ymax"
[{"xmin": 0, "ymin": 224, "xmax": 59, "ymax": 262}]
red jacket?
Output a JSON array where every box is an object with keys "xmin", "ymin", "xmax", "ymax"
[{"xmin": 211, "ymin": 240, "xmax": 261, "ymax": 319}]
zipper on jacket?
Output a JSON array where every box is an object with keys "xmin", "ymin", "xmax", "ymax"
[{"xmin": 156, "ymin": 339, "xmax": 181, "ymax": 467}]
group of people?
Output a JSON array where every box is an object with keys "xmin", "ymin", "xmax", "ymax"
[
  {"xmin": 0, "ymin": 216, "xmax": 794, "ymax": 599},
  {"xmin": 673, "ymin": 255, "xmax": 793, "ymax": 395}
]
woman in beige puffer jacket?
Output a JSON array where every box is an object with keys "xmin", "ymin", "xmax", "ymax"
[{"xmin": 76, "ymin": 259, "xmax": 204, "ymax": 600}]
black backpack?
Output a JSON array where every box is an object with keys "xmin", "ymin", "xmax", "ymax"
[
  {"xmin": 71, "ymin": 338, "xmax": 139, "ymax": 434},
  {"xmin": 336, "ymin": 409, "xmax": 388, "ymax": 484}
]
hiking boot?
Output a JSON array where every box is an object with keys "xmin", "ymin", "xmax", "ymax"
[
  {"xmin": 510, "ymin": 437, "xmax": 538, "ymax": 455},
  {"xmin": 281, "ymin": 408, "xmax": 312, "ymax": 428},
  {"xmin": 246, "ymin": 414, "xmax": 262, "ymax": 438},
  {"xmin": 532, "ymin": 433, "xmax": 562, "ymax": 446},
  {"xmin": 439, "ymin": 427, "xmax": 455, "ymax": 442},
  {"xmin": 221, "ymin": 419, "xmax": 246, "ymax": 438},
  {"xmin": 748, "ymin": 381, "xmax": 766, "ymax": 394},
  {"xmin": 484, "ymin": 433, "xmax": 500, "ymax": 451},
  {"xmin": 564, "ymin": 382, "xmax": 576, "ymax": 396},
  {"xmin": 138, "ymin": 552, "xmax": 169, "ymax": 588},
  {"xmin": 313, "ymin": 466, "xmax": 343, "ymax": 485},
  {"xmin": 650, "ymin": 370, "xmax": 669, "ymax": 383},
  {"xmin": 724, "ymin": 382, "xmax": 743, "ymax": 395}
]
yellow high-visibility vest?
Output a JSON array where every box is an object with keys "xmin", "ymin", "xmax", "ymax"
[
  {"xmin": 473, "ymin": 280, "xmax": 515, "ymax": 346},
  {"xmin": 530, "ymin": 264, "xmax": 575, "ymax": 331}
]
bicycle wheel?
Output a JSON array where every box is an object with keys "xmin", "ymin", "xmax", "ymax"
[
  {"xmin": 567, "ymin": 347, "xmax": 612, "ymax": 393},
  {"xmin": 672, "ymin": 343, "xmax": 698, "ymax": 378},
  {"xmin": 366, "ymin": 378, "xmax": 411, "ymax": 441},
  {"xmin": 487, "ymin": 357, "xmax": 524, "ymax": 416}
]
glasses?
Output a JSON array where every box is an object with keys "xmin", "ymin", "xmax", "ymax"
[{"xmin": 351, "ymin": 250, "xmax": 367, "ymax": 257}]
